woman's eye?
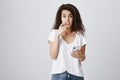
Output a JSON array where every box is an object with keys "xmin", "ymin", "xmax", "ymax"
[
  {"xmin": 69, "ymin": 15, "xmax": 73, "ymax": 18},
  {"xmin": 63, "ymin": 15, "xmax": 66, "ymax": 18}
]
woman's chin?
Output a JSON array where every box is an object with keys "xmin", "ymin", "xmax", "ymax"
[
  {"xmin": 66, "ymin": 27, "xmax": 71, "ymax": 30},
  {"xmin": 65, "ymin": 25, "xmax": 70, "ymax": 28}
]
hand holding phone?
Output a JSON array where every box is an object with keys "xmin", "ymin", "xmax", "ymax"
[
  {"xmin": 72, "ymin": 46, "xmax": 81, "ymax": 52},
  {"xmin": 71, "ymin": 46, "xmax": 81, "ymax": 59}
]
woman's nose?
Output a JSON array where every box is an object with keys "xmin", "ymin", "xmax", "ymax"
[{"xmin": 65, "ymin": 17, "xmax": 69, "ymax": 21}]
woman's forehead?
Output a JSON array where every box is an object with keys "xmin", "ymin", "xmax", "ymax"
[{"xmin": 61, "ymin": 10, "xmax": 72, "ymax": 15}]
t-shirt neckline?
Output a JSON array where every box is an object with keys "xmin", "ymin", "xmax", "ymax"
[{"xmin": 61, "ymin": 33, "xmax": 77, "ymax": 45}]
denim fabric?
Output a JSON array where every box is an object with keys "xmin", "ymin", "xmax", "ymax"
[{"xmin": 52, "ymin": 71, "xmax": 84, "ymax": 80}]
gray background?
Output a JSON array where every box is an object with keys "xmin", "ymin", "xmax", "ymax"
[{"xmin": 0, "ymin": 0, "xmax": 120, "ymax": 80}]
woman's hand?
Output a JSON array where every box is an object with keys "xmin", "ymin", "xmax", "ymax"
[
  {"xmin": 71, "ymin": 50, "xmax": 82, "ymax": 58},
  {"xmin": 57, "ymin": 23, "xmax": 66, "ymax": 37},
  {"xmin": 71, "ymin": 49, "xmax": 85, "ymax": 61}
]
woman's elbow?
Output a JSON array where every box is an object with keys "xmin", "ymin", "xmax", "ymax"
[
  {"xmin": 50, "ymin": 55, "xmax": 58, "ymax": 60},
  {"xmin": 50, "ymin": 52, "xmax": 58, "ymax": 60}
]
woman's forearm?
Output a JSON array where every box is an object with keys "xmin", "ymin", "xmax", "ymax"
[
  {"xmin": 78, "ymin": 53, "xmax": 86, "ymax": 61},
  {"xmin": 49, "ymin": 35, "xmax": 60, "ymax": 59}
]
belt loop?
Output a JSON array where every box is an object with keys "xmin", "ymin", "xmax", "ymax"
[{"xmin": 65, "ymin": 71, "xmax": 70, "ymax": 79}]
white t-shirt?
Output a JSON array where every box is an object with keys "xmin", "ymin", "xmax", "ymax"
[{"xmin": 48, "ymin": 29, "xmax": 87, "ymax": 77}]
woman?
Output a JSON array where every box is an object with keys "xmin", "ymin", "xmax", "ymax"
[{"xmin": 48, "ymin": 4, "xmax": 87, "ymax": 80}]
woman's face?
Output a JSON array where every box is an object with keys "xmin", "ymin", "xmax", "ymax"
[{"xmin": 61, "ymin": 10, "xmax": 73, "ymax": 29}]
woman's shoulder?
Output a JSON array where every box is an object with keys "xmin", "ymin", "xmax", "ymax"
[
  {"xmin": 48, "ymin": 29, "xmax": 58, "ymax": 41},
  {"xmin": 76, "ymin": 31, "xmax": 82, "ymax": 36},
  {"xmin": 49, "ymin": 29, "xmax": 58, "ymax": 35},
  {"xmin": 76, "ymin": 31, "xmax": 86, "ymax": 38},
  {"xmin": 51, "ymin": 29, "xmax": 58, "ymax": 32}
]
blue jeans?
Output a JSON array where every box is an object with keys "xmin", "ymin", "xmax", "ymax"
[{"xmin": 52, "ymin": 71, "xmax": 84, "ymax": 80}]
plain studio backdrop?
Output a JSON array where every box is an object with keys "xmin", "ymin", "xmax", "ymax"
[{"xmin": 0, "ymin": 0, "xmax": 120, "ymax": 80}]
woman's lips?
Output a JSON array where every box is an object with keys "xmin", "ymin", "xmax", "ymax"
[{"xmin": 64, "ymin": 23, "xmax": 70, "ymax": 25}]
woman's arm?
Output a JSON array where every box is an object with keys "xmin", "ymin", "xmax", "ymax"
[
  {"xmin": 48, "ymin": 24, "xmax": 66, "ymax": 60},
  {"xmin": 48, "ymin": 35, "xmax": 60, "ymax": 60},
  {"xmin": 78, "ymin": 45, "xmax": 86, "ymax": 61}
]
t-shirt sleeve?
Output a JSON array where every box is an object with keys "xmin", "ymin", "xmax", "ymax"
[
  {"xmin": 81, "ymin": 34, "xmax": 87, "ymax": 46},
  {"xmin": 48, "ymin": 30, "xmax": 57, "ymax": 42}
]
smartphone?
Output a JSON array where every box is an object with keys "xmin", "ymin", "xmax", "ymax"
[{"xmin": 72, "ymin": 46, "xmax": 81, "ymax": 52}]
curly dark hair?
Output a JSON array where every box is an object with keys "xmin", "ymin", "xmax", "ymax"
[{"xmin": 53, "ymin": 4, "xmax": 85, "ymax": 35}]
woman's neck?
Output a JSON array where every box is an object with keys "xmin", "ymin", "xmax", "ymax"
[{"xmin": 64, "ymin": 29, "xmax": 76, "ymax": 36}]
